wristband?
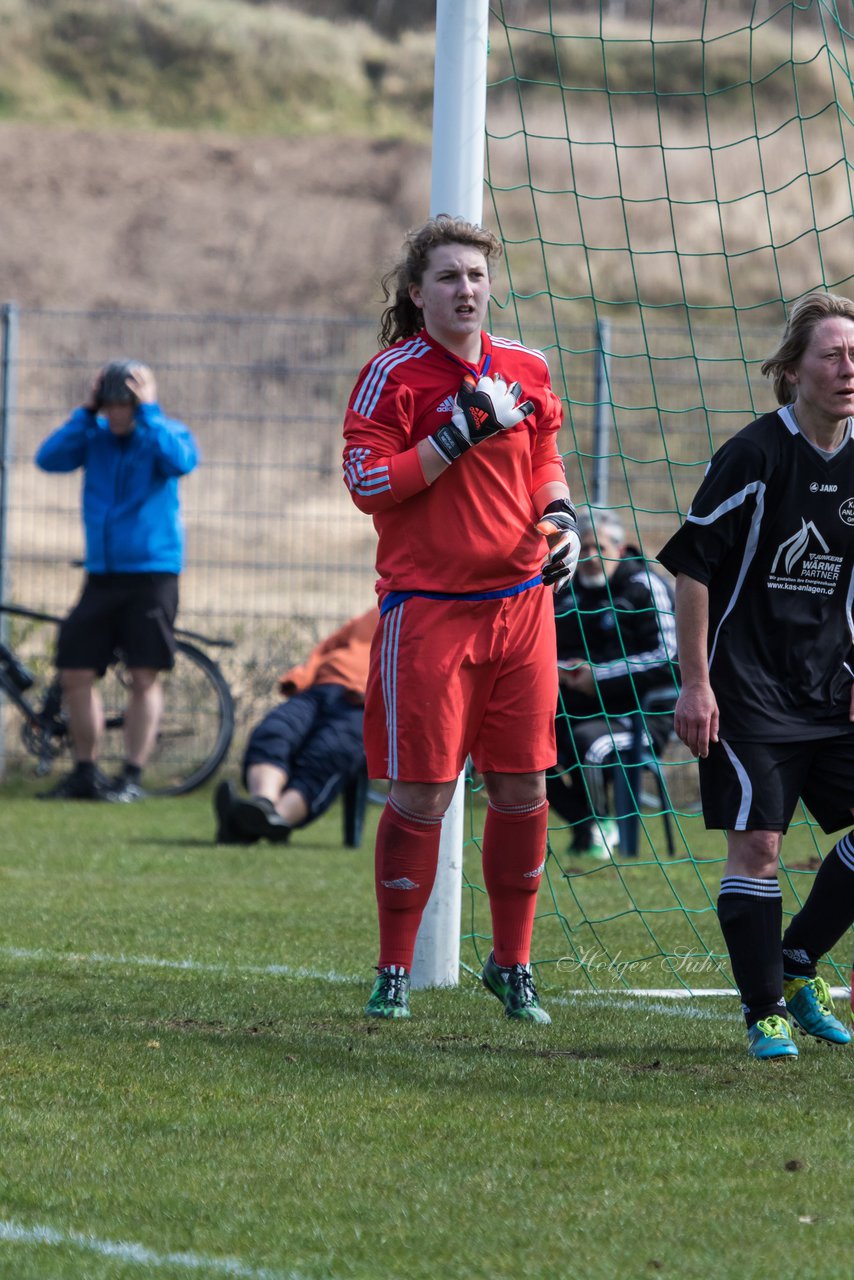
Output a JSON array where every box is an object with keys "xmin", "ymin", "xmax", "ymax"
[
  {"xmin": 430, "ymin": 422, "xmax": 471, "ymax": 464},
  {"xmin": 541, "ymin": 497, "xmax": 578, "ymax": 523}
]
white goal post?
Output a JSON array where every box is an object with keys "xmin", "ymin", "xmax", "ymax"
[{"xmin": 410, "ymin": 0, "xmax": 489, "ymax": 990}]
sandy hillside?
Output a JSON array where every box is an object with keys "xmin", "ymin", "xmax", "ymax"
[{"xmin": 0, "ymin": 123, "xmax": 431, "ymax": 315}]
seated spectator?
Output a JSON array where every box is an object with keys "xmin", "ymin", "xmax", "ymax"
[
  {"xmin": 548, "ymin": 510, "xmax": 678, "ymax": 857},
  {"xmin": 214, "ymin": 606, "xmax": 378, "ymax": 844}
]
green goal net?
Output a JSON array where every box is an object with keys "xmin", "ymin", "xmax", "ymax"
[{"xmin": 460, "ymin": 0, "xmax": 854, "ymax": 994}]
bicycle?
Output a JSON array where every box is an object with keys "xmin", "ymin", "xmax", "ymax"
[{"xmin": 0, "ymin": 602, "xmax": 236, "ymax": 796}]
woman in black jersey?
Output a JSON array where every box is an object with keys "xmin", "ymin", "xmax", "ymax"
[{"xmin": 659, "ymin": 291, "xmax": 854, "ymax": 1061}]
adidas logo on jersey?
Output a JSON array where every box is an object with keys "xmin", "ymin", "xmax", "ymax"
[{"xmin": 436, "ymin": 395, "xmax": 457, "ymax": 414}]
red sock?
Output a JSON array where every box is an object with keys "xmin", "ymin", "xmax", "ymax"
[
  {"xmin": 374, "ymin": 795, "xmax": 443, "ymax": 971},
  {"xmin": 482, "ymin": 797, "xmax": 548, "ymax": 967}
]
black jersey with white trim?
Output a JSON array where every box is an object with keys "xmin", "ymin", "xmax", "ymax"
[{"xmin": 658, "ymin": 407, "xmax": 854, "ymax": 741}]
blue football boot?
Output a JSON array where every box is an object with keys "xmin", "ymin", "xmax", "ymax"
[
  {"xmin": 784, "ymin": 976, "xmax": 851, "ymax": 1045},
  {"xmin": 747, "ymin": 1015, "xmax": 799, "ymax": 1061}
]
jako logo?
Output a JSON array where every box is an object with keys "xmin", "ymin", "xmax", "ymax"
[{"xmin": 810, "ymin": 482, "xmax": 838, "ymax": 493}]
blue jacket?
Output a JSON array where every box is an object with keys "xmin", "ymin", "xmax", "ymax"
[{"xmin": 35, "ymin": 403, "xmax": 199, "ymax": 574}]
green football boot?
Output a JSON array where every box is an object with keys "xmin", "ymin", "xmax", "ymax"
[
  {"xmin": 364, "ymin": 965, "xmax": 411, "ymax": 1019},
  {"xmin": 481, "ymin": 951, "xmax": 551, "ymax": 1024},
  {"xmin": 747, "ymin": 1015, "xmax": 798, "ymax": 1061},
  {"xmin": 784, "ymin": 975, "xmax": 851, "ymax": 1045}
]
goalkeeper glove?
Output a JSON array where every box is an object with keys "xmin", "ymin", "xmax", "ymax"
[
  {"xmin": 536, "ymin": 498, "xmax": 581, "ymax": 590},
  {"xmin": 430, "ymin": 373, "xmax": 534, "ymax": 464}
]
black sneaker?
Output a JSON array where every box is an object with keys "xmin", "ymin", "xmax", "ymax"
[
  {"xmin": 481, "ymin": 951, "xmax": 552, "ymax": 1024},
  {"xmin": 213, "ymin": 780, "xmax": 259, "ymax": 846},
  {"xmin": 230, "ymin": 794, "xmax": 291, "ymax": 843},
  {"xmin": 39, "ymin": 768, "xmax": 110, "ymax": 801}
]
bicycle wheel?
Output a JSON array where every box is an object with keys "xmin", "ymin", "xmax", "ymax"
[{"xmin": 99, "ymin": 640, "xmax": 235, "ymax": 796}]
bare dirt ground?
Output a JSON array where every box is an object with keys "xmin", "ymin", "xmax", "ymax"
[
  {"xmin": 0, "ymin": 123, "xmax": 431, "ymax": 315},
  {"xmin": 0, "ymin": 122, "xmax": 434, "ymax": 752}
]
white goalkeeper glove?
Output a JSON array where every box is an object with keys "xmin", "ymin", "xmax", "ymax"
[
  {"xmin": 536, "ymin": 498, "xmax": 581, "ymax": 590},
  {"xmin": 430, "ymin": 373, "xmax": 534, "ymax": 464}
]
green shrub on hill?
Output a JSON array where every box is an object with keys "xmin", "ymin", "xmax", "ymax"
[
  {"xmin": 0, "ymin": 0, "xmax": 435, "ymax": 134},
  {"xmin": 0, "ymin": 0, "xmax": 831, "ymax": 136}
]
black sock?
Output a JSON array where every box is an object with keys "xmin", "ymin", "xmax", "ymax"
[
  {"xmin": 718, "ymin": 876, "xmax": 785, "ymax": 1027},
  {"xmin": 570, "ymin": 820, "xmax": 593, "ymax": 851},
  {"xmin": 545, "ymin": 771, "xmax": 589, "ymax": 825},
  {"xmin": 74, "ymin": 761, "xmax": 96, "ymax": 782},
  {"xmin": 251, "ymin": 796, "xmax": 277, "ymax": 814},
  {"xmin": 123, "ymin": 763, "xmax": 142, "ymax": 784},
  {"xmin": 782, "ymin": 839, "xmax": 854, "ymax": 978}
]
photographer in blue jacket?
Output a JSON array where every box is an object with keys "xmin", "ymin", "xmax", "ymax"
[{"xmin": 35, "ymin": 359, "xmax": 199, "ymax": 801}]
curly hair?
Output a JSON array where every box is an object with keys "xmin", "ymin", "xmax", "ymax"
[
  {"xmin": 760, "ymin": 291, "xmax": 854, "ymax": 405},
  {"xmin": 377, "ymin": 214, "xmax": 502, "ymax": 349}
]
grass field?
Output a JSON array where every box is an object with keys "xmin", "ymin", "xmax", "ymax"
[{"xmin": 2, "ymin": 775, "xmax": 854, "ymax": 1280}]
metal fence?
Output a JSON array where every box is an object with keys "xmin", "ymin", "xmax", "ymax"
[
  {"xmin": 0, "ymin": 305, "xmax": 384, "ymax": 632},
  {"xmin": 0, "ymin": 303, "xmax": 775, "ymax": 763}
]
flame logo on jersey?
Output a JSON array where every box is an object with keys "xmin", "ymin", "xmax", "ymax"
[
  {"xmin": 771, "ymin": 519, "xmax": 828, "ymax": 576},
  {"xmin": 767, "ymin": 518, "xmax": 841, "ymax": 596}
]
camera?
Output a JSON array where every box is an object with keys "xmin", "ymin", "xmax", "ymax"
[{"xmin": 94, "ymin": 359, "xmax": 141, "ymax": 409}]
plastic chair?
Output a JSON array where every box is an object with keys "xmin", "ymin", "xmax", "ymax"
[{"xmin": 611, "ymin": 688, "xmax": 678, "ymax": 858}]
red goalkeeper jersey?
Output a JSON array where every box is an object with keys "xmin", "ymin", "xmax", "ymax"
[{"xmin": 343, "ymin": 329, "xmax": 567, "ymax": 598}]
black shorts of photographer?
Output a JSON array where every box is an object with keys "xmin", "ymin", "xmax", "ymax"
[{"xmin": 46, "ymin": 572, "xmax": 179, "ymax": 801}]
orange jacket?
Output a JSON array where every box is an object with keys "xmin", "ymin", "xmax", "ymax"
[{"xmin": 277, "ymin": 607, "xmax": 379, "ymax": 703}]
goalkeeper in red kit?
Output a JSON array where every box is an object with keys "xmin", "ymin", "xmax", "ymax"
[{"xmin": 342, "ymin": 214, "xmax": 580, "ymax": 1021}]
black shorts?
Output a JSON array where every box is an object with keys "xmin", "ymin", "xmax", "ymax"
[
  {"xmin": 243, "ymin": 684, "xmax": 365, "ymax": 822},
  {"xmin": 699, "ymin": 734, "xmax": 854, "ymax": 835},
  {"xmin": 57, "ymin": 573, "xmax": 179, "ymax": 676}
]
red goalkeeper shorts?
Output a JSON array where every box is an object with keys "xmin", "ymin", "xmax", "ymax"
[{"xmin": 364, "ymin": 587, "xmax": 558, "ymax": 782}]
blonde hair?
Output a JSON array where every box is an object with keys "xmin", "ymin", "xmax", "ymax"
[
  {"xmin": 760, "ymin": 291, "xmax": 854, "ymax": 405},
  {"xmin": 377, "ymin": 215, "xmax": 502, "ymax": 349}
]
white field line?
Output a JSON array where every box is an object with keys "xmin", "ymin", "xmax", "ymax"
[
  {"xmin": 555, "ymin": 994, "xmax": 737, "ymax": 1021},
  {"xmin": 0, "ymin": 1218, "xmax": 301, "ymax": 1279},
  {"xmin": 619, "ymin": 986, "xmax": 848, "ymax": 999},
  {"xmin": 0, "ymin": 945, "xmax": 360, "ymax": 985},
  {"xmin": 2, "ymin": 945, "xmax": 847, "ymax": 1010}
]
